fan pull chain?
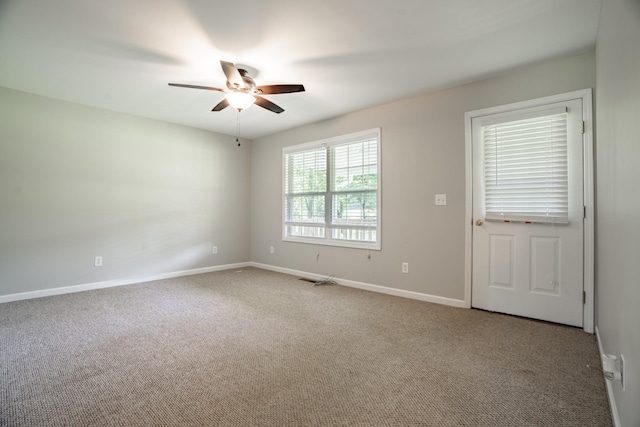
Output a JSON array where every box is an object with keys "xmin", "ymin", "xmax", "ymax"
[{"xmin": 236, "ymin": 110, "xmax": 241, "ymax": 147}]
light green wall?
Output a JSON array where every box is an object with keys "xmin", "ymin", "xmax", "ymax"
[
  {"xmin": 0, "ymin": 87, "xmax": 251, "ymax": 296},
  {"xmin": 250, "ymin": 52, "xmax": 595, "ymax": 301},
  {"xmin": 596, "ymin": 0, "xmax": 640, "ymax": 425}
]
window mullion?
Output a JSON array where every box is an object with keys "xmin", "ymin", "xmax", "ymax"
[{"xmin": 325, "ymin": 145, "xmax": 332, "ymax": 239}]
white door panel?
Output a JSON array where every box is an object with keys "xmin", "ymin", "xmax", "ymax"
[{"xmin": 472, "ymin": 99, "xmax": 584, "ymax": 327}]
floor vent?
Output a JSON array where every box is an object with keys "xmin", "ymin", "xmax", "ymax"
[{"xmin": 299, "ymin": 276, "xmax": 337, "ymax": 286}]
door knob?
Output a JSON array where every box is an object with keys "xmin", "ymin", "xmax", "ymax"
[{"xmin": 475, "ymin": 219, "xmax": 484, "ymax": 226}]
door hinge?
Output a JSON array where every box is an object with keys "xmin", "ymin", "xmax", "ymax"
[
  {"xmin": 583, "ymin": 205, "xmax": 586, "ymax": 219},
  {"xmin": 582, "ymin": 121, "xmax": 585, "ymax": 134},
  {"xmin": 583, "ymin": 291, "xmax": 587, "ymax": 304}
]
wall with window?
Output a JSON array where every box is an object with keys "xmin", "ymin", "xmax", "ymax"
[
  {"xmin": 595, "ymin": 0, "xmax": 640, "ymax": 425},
  {"xmin": 251, "ymin": 52, "xmax": 595, "ymax": 302},
  {"xmin": 0, "ymin": 87, "xmax": 251, "ymax": 297}
]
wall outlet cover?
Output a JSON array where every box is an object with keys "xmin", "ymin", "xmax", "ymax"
[{"xmin": 435, "ymin": 194, "xmax": 447, "ymax": 205}]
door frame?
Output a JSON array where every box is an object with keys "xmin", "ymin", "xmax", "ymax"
[{"xmin": 463, "ymin": 89, "xmax": 594, "ymax": 333}]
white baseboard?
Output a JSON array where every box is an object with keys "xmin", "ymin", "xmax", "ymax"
[
  {"xmin": 0, "ymin": 262, "xmax": 251, "ymax": 304},
  {"xmin": 1, "ymin": 261, "xmax": 467, "ymax": 310},
  {"xmin": 595, "ymin": 325, "xmax": 621, "ymax": 427},
  {"xmin": 249, "ymin": 262, "xmax": 467, "ymax": 308}
]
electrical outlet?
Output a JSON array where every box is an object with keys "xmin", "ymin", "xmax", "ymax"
[
  {"xmin": 620, "ymin": 354, "xmax": 625, "ymax": 390},
  {"xmin": 402, "ymin": 262, "xmax": 409, "ymax": 274},
  {"xmin": 435, "ymin": 194, "xmax": 447, "ymax": 206},
  {"xmin": 270, "ymin": 246, "xmax": 275, "ymax": 254},
  {"xmin": 212, "ymin": 246, "xmax": 218, "ymax": 254},
  {"xmin": 94, "ymin": 256, "xmax": 103, "ymax": 267}
]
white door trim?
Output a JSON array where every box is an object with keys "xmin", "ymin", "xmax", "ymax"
[{"xmin": 464, "ymin": 89, "xmax": 594, "ymax": 333}]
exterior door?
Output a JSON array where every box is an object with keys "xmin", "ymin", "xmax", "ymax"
[{"xmin": 471, "ymin": 98, "xmax": 584, "ymax": 327}]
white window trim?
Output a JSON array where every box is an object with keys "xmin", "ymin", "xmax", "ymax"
[
  {"xmin": 464, "ymin": 89, "xmax": 594, "ymax": 333},
  {"xmin": 282, "ymin": 128, "xmax": 382, "ymax": 250}
]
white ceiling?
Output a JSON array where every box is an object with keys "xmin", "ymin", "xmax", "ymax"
[{"xmin": 0, "ymin": 0, "xmax": 602, "ymax": 139}]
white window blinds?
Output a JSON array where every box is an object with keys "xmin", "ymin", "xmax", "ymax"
[
  {"xmin": 482, "ymin": 107, "xmax": 569, "ymax": 224},
  {"xmin": 284, "ymin": 147, "xmax": 327, "ymax": 239},
  {"xmin": 330, "ymin": 138, "xmax": 378, "ymax": 242},
  {"xmin": 283, "ymin": 128, "xmax": 380, "ymax": 249}
]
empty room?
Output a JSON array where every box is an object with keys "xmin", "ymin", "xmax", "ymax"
[{"xmin": 1, "ymin": 1, "xmax": 638, "ymax": 426}]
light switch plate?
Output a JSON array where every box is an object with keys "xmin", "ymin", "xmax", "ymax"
[{"xmin": 435, "ymin": 194, "xmax": 447, "ymax": 206}]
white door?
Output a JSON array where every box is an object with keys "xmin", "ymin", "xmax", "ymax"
[{"xmin": 471, "ymin": 99, "xmax": 584, "ymax": 327}]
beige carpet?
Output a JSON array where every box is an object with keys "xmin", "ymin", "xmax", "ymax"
[{"xmin": 1, "ymin": 267, "xmax": 612, "ymax": 426}]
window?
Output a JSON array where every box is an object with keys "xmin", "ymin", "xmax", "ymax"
[
  {"xmin": 283, "ymin": 128, "xmax": 380, "ymax": 249},
  {"xmin": 481, "ymin": 106, "xmax": 569, "ymax": 224}
]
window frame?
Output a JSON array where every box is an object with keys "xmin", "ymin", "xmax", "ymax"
[{"xmin": 282, "ymin": 128, "xmax": 381, "ymax": 250}]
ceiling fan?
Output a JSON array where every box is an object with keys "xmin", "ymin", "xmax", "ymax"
[{"xmin": 168, "ymin": 60, "xmax": 305, "ymax": 114}]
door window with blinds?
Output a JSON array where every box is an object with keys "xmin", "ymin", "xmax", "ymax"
[
  {"xmin": 479, "ymin": 106, "xmax": 570, "ymax": 224},
  {"xmin": 283, "ymin": 128, "xmax": 381, "ymax": 249}
]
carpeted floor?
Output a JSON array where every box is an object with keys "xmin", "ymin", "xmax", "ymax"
[{"xmin": 1, "ymin": 267, "xmax": 612, "ymax": 426}]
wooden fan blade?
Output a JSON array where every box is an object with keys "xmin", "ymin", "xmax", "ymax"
[
  {"xmin": 254, "ymin": 96, "xmax": 284, "ymax": 114},
  {"xmin": 168, "ymin": 83, "xmax": 224, "ymax": 92},
  {"xmin": 255, "ymin": 84, "xmax": 305, "ymax": 94},
  {"xmin": 212, "ymin": 98, "xmax": 230, "ymax": 111},
  {"xmin": 220, "ymin": 61, "xmax": 244, "ymax": 88}
]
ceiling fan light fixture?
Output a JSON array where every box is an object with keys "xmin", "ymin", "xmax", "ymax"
[
  {"xmin": 225, "ymin": 92, "xmax": 255, "ymax": 111},
  {"xmin": 170, "ymin": 60, "xmax": 301, "ymax": 114}
]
